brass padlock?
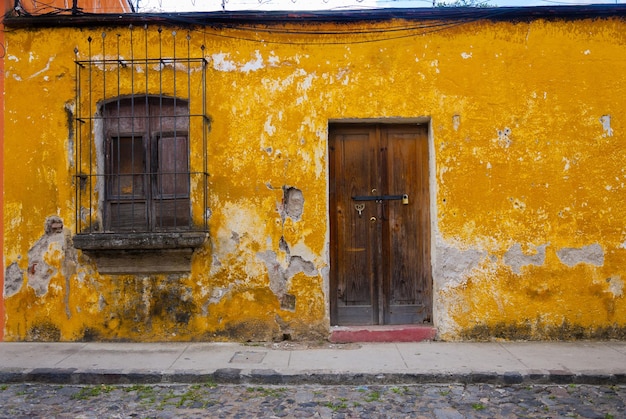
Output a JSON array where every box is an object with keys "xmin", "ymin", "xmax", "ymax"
[{"xmin": 402, "ymin": 194, "xmax": 409, "ymax": 205}]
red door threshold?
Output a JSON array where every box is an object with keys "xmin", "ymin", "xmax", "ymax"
[{"xmin": 330, "ymin": 325, "xmax": 436, "ymax": 343}]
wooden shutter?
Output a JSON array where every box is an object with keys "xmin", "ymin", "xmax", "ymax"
[{"xmin": 154, "ymin": 134, "xmax": 190, "ymax": 229}]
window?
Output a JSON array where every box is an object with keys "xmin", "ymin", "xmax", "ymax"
[
  {"xmin": 103, "ymin": 97, "xmax": 190, "ymax": 232},
  {"xmin": 72, "ymin": 30, "xmax": 209, "ymax": 269}
]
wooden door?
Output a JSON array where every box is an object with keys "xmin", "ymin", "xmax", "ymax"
[{"xmin": 329, "ymin": 124, "xmax": 432, "ymax": 325}]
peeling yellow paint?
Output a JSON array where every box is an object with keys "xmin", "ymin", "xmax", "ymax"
[{"xmin": 3, "ymin": 15, "xmax": 626, "ymax": 341}]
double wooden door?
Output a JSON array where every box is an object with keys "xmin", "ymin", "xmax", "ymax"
[{"xmin": 329, "ymin": 124, "xmax": 432, "ymax": 325}]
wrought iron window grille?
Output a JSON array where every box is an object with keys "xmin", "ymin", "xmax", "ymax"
[{"xmin": 73, "ymin": 26, "xmax": 210, "ymax": 241}]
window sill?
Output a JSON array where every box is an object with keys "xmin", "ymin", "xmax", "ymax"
[
  {"xmin": 73, "ymin": 232, "xmax": 208, "ymax": 251},
  {"xmin": 72, "ymin": 232, "xmax": 208, "ymax": 274}
]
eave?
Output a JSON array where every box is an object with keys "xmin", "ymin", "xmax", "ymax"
[{"xmin": 3, "ymin": 5, "xmax": 626, "ymax": 29}]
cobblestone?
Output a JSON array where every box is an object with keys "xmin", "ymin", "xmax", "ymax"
[{"xmin": 0, "ymin": 382, "xmax": 623, "ymax": 418}]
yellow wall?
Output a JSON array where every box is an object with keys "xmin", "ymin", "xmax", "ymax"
[{"xmin": 3, "ymin": 15, "xmax": 626, "ymax": 341}]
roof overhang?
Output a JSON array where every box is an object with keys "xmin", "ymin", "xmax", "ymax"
[{"xmin": 4, "ymin": 5, "xmax": 626, "ymax": 29}]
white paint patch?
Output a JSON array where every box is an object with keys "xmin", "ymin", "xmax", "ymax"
[
  {"xmin": 600, "ymin": 115, "xmax": 613, "ymax": 137},
  {"xmin": 562, "ymin": 157, "xmax": 570, "ymax": 171},
  {"xmin": 430, "ymin": 60, "xmax": 440, "ymax": 74},
  {"xmin": 299, "ymin": 73, "xmax": 315, "ymax": 91},
  {"xmin": 268, "ymin": 52, "xmax": 280, "ymax": 66},
  {"xmin": 264, "ymin": 115, "xmax": 276, "ymax": 136},
  {"xmin": 510, "ymin": 197, "xmax": 526, "ymax": 211},
  {"xmin": 583, "ymin": 50, "xmax": 591, "ymax": 55},
  {"xmin": 7, "ymin": 55, "xmax": 19, "ymax": 62},
  {"xmin": 211, "ymin": 53, "xmax": 237, "ymax": 72},
  {"xmin": 29, "ymin": 56, "xmax": 55, "ymax": 79},
  {"xmin": 452, "ymin": 114, "xmax": 460, "ymax": 131},
  {"xmin": 314, "ymin": 134, "xmax": 325, "ymax": 179},
  {"xmin": 461, "ymin": 52, "xmax": 472, "ymax": 59},
  {"xmin": 6, "ymin": 203, "xmax": 23, "ymax": 232},
  {"xmin": 241, "ymin": 50, "xmax": 264, "ymax": 73},
  {"xmin": 438, "ymin": 165, "xmax": 449, "ymax": 184}
]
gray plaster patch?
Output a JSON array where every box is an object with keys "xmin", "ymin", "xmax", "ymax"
[
  {"xmin": 4, "ymin": 262, "xmax": 24, "ymax": 297},
  {"xmin": 496, "ymin": 127, "xmax": 512, "ymax": 148},
  {"xmin": 600, "ymin": 115, "xmax": 613, "ymax": 137},
  {"xmin": 27, "ymin": 216, "xmax": 69, "ymax": 297},
  {"xmin": 504, "ymin": 243, "xmax": 548, "ymax": 274},
  {"xmin": 285, "ymin": 256, "xmax": 317, "ymax": 279},
  {"xmin": 257, "ymin": 248, "xmax": 317, "ymax": 300},
  {"xmin": 436, "ymin": 245, "xmax": 486, "ymax": 287},
  {"xmin": 556, "ymin": 243, "xmax": 604, "ymax": 267},
  {"xmin": 28, "ymin": 243, "xmax": 61, "ymax": 297},
  {"xmin": 606, "ymin": 276, "xmax": 623, "ymax": 297}
]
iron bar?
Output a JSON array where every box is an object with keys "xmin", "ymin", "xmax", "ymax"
[
  {"xmin": 74, "ymin": 25, "xmax": 209, "ymax": 234},
  {"xmin": 352, "ymin": 195, "xmax": 405, "ymax": 201}
]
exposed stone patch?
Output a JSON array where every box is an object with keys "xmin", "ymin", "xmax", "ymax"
[
  {"xmin": 504, "ymin": 243, "xmax": 548, "ymax": 274},
  {"xmin": 4, "ymin": 262, "xmax": 24, "ymax": 297},
  {"xmin": 436, "ymin": 244, "xmax": 486, "ymax": 288},
  {"xmin": 282, "ymin": 186, "xmax": 304, "ymax": 221},
  {"xmin": 280, "ymin": 294, "xmax": 296, "ymax": 311},
  {"xmin": 556, "ymin": 243, "xmax": 604, "ymax": 267}
]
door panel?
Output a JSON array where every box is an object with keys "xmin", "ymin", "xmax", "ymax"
[
  {"xmin": 384, "ymin": 126, "xmax": 432, "ymax": 324},
  {"xmin": 330, "ymin": 123, "xmax": 431, "ymax": 326},
  {"xmin": 331, "ymin": 129, "xmax": 378, "ymax": 325}
]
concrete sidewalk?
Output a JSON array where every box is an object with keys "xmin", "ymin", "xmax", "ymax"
[{"xmin": 0, "ymin": 340, "xmax": 625, "ymax": 385}]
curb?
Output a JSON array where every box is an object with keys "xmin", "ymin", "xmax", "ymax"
[{"xmin": 0, "ymin": 369, "xmax": 624, "ymax": 386}]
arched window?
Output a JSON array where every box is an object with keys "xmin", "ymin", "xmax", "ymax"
[{"xmin": 102, "ymin": 96, "xmax": 190, "ymax": 232}]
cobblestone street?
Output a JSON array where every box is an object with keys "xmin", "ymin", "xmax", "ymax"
[{"xmin": 0, "ymin": 382, "xmax": 623, "ymax": 418}]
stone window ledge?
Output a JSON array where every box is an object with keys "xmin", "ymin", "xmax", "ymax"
[
  {"xmin": 73, "ymin": 232, "xmax": 208, "ymax": 251},
  {"xmin": 72, "ymin": 232, "xmax": 208, "ymax": 274}
]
